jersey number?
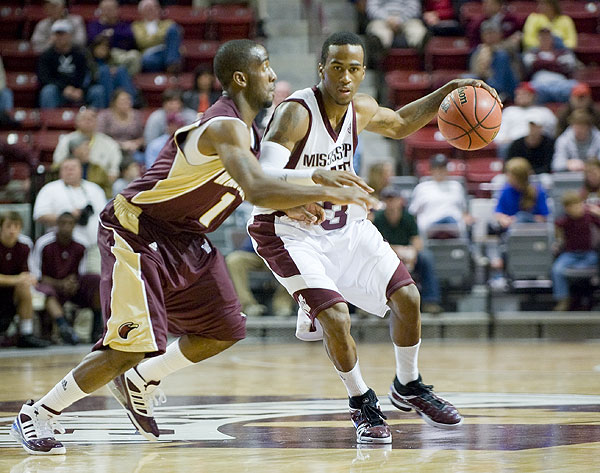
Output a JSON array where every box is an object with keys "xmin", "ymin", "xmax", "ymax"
[
  {"xmin": 199, "ymin": 192, "xmax": 236, "ymax": 228},
  {"xmin": 321, "ymin": 202, "xmax": 348, "ymax": 230}
]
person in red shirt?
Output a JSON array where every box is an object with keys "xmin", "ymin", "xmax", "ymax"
[
  {"xmin": 423, "ymin": 0, "xmax": 464, "ymax": 37},
  {"xmin": 552, "ymin": 191, "xmax": 600, "ymax": 310}
]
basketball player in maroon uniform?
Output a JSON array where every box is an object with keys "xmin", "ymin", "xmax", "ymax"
[
  {"xmin": 12, "ymin": 39, "xmax": 377, "ymax": 455},
  {"xmin": 249, "ymin": 32, "xmax": 500, "ymax": 443}
]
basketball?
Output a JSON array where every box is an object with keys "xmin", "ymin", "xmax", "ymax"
[{"xmin": 437, "ymin": 86, "xmax": 502, "ymax": 151}]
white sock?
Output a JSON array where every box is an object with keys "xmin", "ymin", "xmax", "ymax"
[
  {"xmin": 34, "ymin": 371, "xmax": 88, "ymax": 415},
  {"xmin": 394, "ymin": 340, "xmax": 421, "ymax": 385},
  {"xmin": 336, "ymin": 360, "xmax": 369, "ymax": 397},
  {"xmin": 136, "ymin": 339, "xmax": 195, "ymax": 383},
  {"xmin": 19, "ymin": 318, "xmax": 33, "ymax": 335}
]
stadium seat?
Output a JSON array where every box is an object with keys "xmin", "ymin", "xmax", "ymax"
[
  {"xmin": 550, "ymin": 171, "xmax": 585, "ymax": 217},
  {"xmin": 5, "ymin": 72, "xmax": 39, "ymax": 108},
  {"xmin": 426, "ymin": 238, "xmax": 473, "ymax": 289},
  {"xmin": 459, "ymin": 141, "xmax": 499, "ymax": 159},
  {"xmin": 381, "ymin": 48, "xmax": 422, "ymax": 72},
  {"xmin": 388, "ymin": 175, "xmax": 418, "ymax": 200},
  {"xmin": 424, "ymin": 36, "xmax": 470, "ymax": 71},
  {"xmin": 22, "ymin": 5, "xmax": 46, "ymax": 39},
  {"xmin": 164, "ymin": 6, "xmax": 209, "ymax": 40},
  {"xmin": 575, "ymin": 34, "xmax": 600, "ymax": 66},
  {"xmin": 459, "ymin": 2, "xmax": 483, "ymax": 27},
  {"xmin": 0, "ymin": 131, "xmax": 34, "ymax": 148},
  {"xmin": 119, "ymin": 5, "xmax": 139, "ymax": 23},
  {"xmin": 562, "ymin": 1, "xmax": 599, "ymax": 34},
  {"xmin": 465, "ymin": 156, "xmax": 504, "ymax": 197},
  {"xmin": 69, "ymin": 4, "xmax": 99, "ymax": 22},
  {"xmin": 182, "ymin": 40, "xmax": 220, "ymax": 72},
  {"xmin": 574, "ymin": 67, "xmax": 600, "ymax": 102},
  {"xmin": 40, "ymin": 108, "xmax": 78, "ymax": 131},
  {"xmin": 505, "ymin": 1, "xmax": 537, "ymax": 25},
  {"xmin": 0, "ymin": 40, "xmax": 38, "ymax": 73},
  {"xmin": 415, "ymin": 158, "xmax": 466, "ymax": 178},
  {"xmin": 9, "ymin": 108, "xmax": 42, "ymax": 131},
  {"xmin": 134, "ymin": 73, "xmax": 194, "ymax": 107},
  {"xmin": 403, "ymin": 127, "xmax": 455, "ymax": 164},
  {"xmin": 430, "ymin": 69, "xmax": 468, "ymax": 90},
  {"xmin": 208, "ymin": 5, "xmax": 254, "ymax": 40},
  {"xmin": 385, "ymin": 70, "xmax": 431, "ymax": 108},
  {"xmin": 505, "ymin": 223, "xmax": 553, "ymax": 282},
  {"xmin": 32, "ymin": 129, "xmax": 70, "ymax": 164},
  {"xmin": 0, "ymin": 6, "xmax": 26, "ymax": 40}
]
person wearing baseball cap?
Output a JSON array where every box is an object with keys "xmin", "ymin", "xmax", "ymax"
[
  {"xmin": 556, "ymin": 82, "xmax": 600, "ymax": 136},
  {"xmin": 31, "ymin": 0, "xmax": 86, "ymax": 53}
]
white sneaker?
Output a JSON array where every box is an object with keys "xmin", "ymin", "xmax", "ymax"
[{"xmin": 11, "ymin": 400, "xmax": 66, "ymax": 455}]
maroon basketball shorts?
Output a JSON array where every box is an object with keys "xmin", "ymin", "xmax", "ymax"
[{"xmin": 94, "ymin": 222, "xmax": 245, "ymax": 356}]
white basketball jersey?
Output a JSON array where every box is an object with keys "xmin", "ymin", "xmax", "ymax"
[{"xmin": 253, "ymin": 86, "xmax": 366, "ymax": 234}]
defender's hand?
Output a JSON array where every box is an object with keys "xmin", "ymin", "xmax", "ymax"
[
  {"xmin": 313, "ymin": 170, "xmax": 374, "ymax": 193},
  {"xmin": 285, "ymin": 203, "xmax": 326, "ymax": 225}
]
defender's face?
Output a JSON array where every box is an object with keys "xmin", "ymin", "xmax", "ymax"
[
  {"xmin": 319, "ymin": 45, "xmax": 365, "ymax": 106},
  {"xmin": 246, "ymin": 46, "xmax": 277, "ymax": 109}
]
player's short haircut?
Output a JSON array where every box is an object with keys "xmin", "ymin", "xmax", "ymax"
[
  {"xmin": 320, "ymin": 31, "xmax": 365, "ymax": 65},
  {"xmin": 213, "ymin": 39, "xmax": 259, "ymax": 88},
  {"xmin": 0, "ymin": 211, "xmax": 23, "ymax": 228}
]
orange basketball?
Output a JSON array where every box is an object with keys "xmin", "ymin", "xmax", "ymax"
[{"xmin": 437, "ymin": 86, "xmax": 502, "ymax": 151}]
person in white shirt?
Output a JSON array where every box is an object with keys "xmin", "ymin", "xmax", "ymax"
[
  {"xmin": 552, "ymin": 109, "xmax": 600, "ymax": 172},
  {"xmin": 409, "ymin": 154, "xmax": 472, "ymax": 237}
]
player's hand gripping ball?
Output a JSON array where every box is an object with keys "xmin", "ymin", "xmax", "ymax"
[{"xmin": 438, "ymin": 85, "xmax": 502, "ymax": 150}]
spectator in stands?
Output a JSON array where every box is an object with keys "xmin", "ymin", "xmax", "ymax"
[
  {"xmin": 87, "ymin": 34, "xmax": 138, "ymax": 109},
  {"xmin": 143, "ymin": 88, "xmax": 198, "ymax": 144},
  {"xmin": 33, "ymin": 157, "xmax": 107, "ymax": 250},
  {"xmin": 31, "ymin": 0, "xmax": 87, "ymax": 54},
  {"xmin": 33, "ymin": 212, "xmax": 103, "ymax": 343},
  {"xmin": 556, "ymin": 83, "xmax": 600, "ymax": 137},
  {"xmin": 466, "ymin": 0, "xmax": 521, "ymax": 49},
  {"xmin": 468, "ymin": 19, "xmax": 518, "ymax": 102},
  {"xmin": 87, "ymin": 0, "xmax": 142, "ymax": 76},
  {"xmin": 551, "ymin": 191, "xmax": 600, "ymax": 311},
  {"xmin": 53, "ymin": 108, "xmax": 123, "ymax": 183},
  {"xmin": 581, "ymin": 159, "xmax": 600, "ymax": 210},
  {"xmin": 0, "ymin": 142, "xmax": 39, "ymax": 202},
  {"xmin": 132, "ymin": 0, "xmax": 183, "ymax": 73},
  {"xmin": 37, "ymin": 21, "xmax": 105, "ymax": 110},
  {"xmin": 373, "ymin": 186, "xmax": 443, "ymax": 314},
  {"xmin": 366, "ymin": 161, "xmax": 395, "ymax": 199},
  {"xmin": 67, "ymin": 135, "xmax": 112, "ymax": 198},
  {"xmin": 408, "ymin": 153, "xmax": 471, "ymax": 238},
  {"xmin": 226, "ymin": 236, "xmax": 295, "ymax": 317},
  {"xmin": 98, "ymin": 89, "xmax": 145, "ymax": 165},
  {"xmin": 182, "ymin": 65, "xmax": 221, "ymax": 114},
  {"xmin": 507, "ymin": 116, "xmax": 555, "ymax": 174},
  {"xmin": 112, "ymin": 157, "xmax": 141, "ymax": 197},
  {"xmin": 522, "ymin": 27, "xmax": 580, "ymax": 104},
  {"xmin": 144, "ymin": 112, "xmax": 184, "ymax": 169},
  {"xmin": 365, "ymin": 0, "xmax": 428, "ymax": 67},
  {"xmin": 0, "ymin": 212, "xmax": 50, "ymax": 348},
  {"xmin": 522, "ymin": 0, "xmax": 577, "ymax": 50},
  {"xmin": 552, "ymin": 110, "xmax": 600, "ymax": 172},
  {"xmin": 422, "ymin": 0, "xmax": 464, "ymax": 37},
  {"xmin": 494, "ymin": 82, "xmax": 557, "ymax": 157},
  {"xmin": 0, "ymin": 57, "xmax": 13, "ymax": 115}
]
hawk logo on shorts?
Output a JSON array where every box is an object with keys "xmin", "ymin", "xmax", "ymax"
[
  {"xmin": 298, "ymin": 295, "xmax": 311, "ymax": 315},
  {"xmin": 118, "ymin": 322, "xmax": 140, "ymax": 339}
]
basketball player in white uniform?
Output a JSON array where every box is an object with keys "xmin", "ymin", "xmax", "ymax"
[{"xmin": 248, "ymin": 32, "xmax": 500, "ymax": 444}]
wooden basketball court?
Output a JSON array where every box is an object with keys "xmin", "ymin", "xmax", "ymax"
[{"xmin": 1, "ymin": 341, "xmax": 599, "ymax": 472}]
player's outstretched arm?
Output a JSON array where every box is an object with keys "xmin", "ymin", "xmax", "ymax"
[
  {"xmin": 358, "ymin": 79, "xmax": 501, "ymax": 140},
  {"xmin": 202, "ymin": 119, "xmax": 379, "ymax": 211}
]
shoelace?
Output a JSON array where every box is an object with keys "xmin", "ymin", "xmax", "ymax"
[
  {"xmin": 142, "ymin": 385, "xmax": 167, "ymax": 416},
  {"xmin": 411, "ymin": 381, "xmax": 445, "ymax": 409},
  {"xmin": 361, "ymin": 403, "xmax": 387, "ymax": 426},
  {"xmin": 33, "ymin": 414, "xmax": 65, "ymax": 439}
]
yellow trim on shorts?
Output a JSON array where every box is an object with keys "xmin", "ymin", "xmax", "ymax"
[{"xmin": 103, "ymin": 229, "xmax": 158, "ymax": 353}]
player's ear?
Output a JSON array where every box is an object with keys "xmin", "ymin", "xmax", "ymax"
[
  {"xmin": 318, "ymin": 63, "xmax": 324, "ymax": 79},
  {"xmin": 232, "ymin": 71, "xmax": 247, "ymax": 88}
]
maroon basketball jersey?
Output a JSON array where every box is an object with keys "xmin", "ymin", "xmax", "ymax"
[
  {"xmin": 38, "ymin": 235, "xmax": 86, "ymax": 280},
  {"xmin": 111, "ymin": 96, "xmax": 260, "ymax": 236},
  {"xmin": 0, "ymin": 239, "xmax": 30, "ymax": 276}
]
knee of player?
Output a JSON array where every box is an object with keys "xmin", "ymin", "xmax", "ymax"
[
  {"xmin": 14, "ymin": 281, "xmax": 33, "ymax": 299},
  {"xmin": 390, "ymin": 284, "xmax": 421, "ymax": 314},
  {"xmin": 317, "ymin": 303, "xmax": 351, "ymax": 333}
]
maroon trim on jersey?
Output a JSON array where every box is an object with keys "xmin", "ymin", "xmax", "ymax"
[
  {"xmin": 351, "ymin": 103, "xmax": 358, "ymax": 151},
  {"xmin": 312, "ymin": 86, "xmax": 348, "ymax": 142},
  {"xmin": 282, "ymin": 98, "xmax": 312, "ymax": 170},
  {"xmin": 248, "ymin": 213, "xmax": 301, "ymax": 278},
  {"xmin": 293, "ymin": 287, "xmax": 346, "ymax": 322},
  {"xmin": 385, "ymin": 263, "xmax": 415, "ymax": 300}
]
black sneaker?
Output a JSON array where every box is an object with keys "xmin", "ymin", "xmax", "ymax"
[
  {"xmin": 59, "ymin": 324, "xmax": 79, "ymax": 345},
  {"xmin": 389, "ymin": 375, "xmax": 463, "ymax": 428},
  {"xmin": 349, "ymin": 389, "xmax": 391, "ymax": 444},
  {"xmin": 16, "ymin": 334, "xmax": 51, "ymax": 349}
]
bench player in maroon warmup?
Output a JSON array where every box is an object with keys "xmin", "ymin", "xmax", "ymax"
[{"xmin": 11, "ymin": 39, "xmax": 377, "ymax": 455}]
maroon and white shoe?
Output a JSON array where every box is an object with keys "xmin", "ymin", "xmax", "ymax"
[
  {"xmin": 349, "ymin": 389, "xmax": 392, "ymax": 444},
  {"xmin": 389, "ymin": 375, "xmax": 463, "ymax": 428},
  {"xmin": 108, "ymin": 367, "xmax": 166, "ymax": 441},
  {"xmin": 11, "ymin": 400, "xmax": 66, "ymax": 455}
]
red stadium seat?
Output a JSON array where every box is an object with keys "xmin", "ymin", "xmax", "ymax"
[
  {"xmin": 403, "ymin": 127, "xmax": 455, "ymax": 164},
  {"xmin": 40, "ymin": 108, "xmax": 78, "ymax": 131},
  {"xmin": 164, "ymin": 6, "xmax": 209, "ymax": 40},
  {"xmin": 415, "ymin": 158, "xmax": 466, "ymax": 178},
  {"xmin": 430, "ymin": 69, "xmax": 469, "ymax": 90},
  {"xmin": 425, "ymin": 37, "xmax": 470, "ymax": 71},
  {"xmin": 385, "ymin": 70, "xmax": 431, "ymax": 108},
  {"xmin": 505, "ymin": 1, "xmax": 537, "ymax": 25},
  {"xmin": 381, "ymin": 48, "xmax": 422, "ymax": 72},
  {"xmin": 0, "ymin": 40, "xmax": 39, "ymax": 73},
  {"xmin": 574, "ymin": 67, "xmax": 600, "ymax": 102},
  {"xmin": 6, "ymin": 72, "xmax": 39, "ymax": 108},
  {"xmin": 459, "ymin": 142, "xmax": 499, "ymax": 159},
  {"xmin": 182, "ymin": 40, "xmax": 220, "ymax": 72},
  {"xmin": 119, "ymin": 5, "xmax": 139, "ymax": 23},
  {"xmin": 208, "ymin": 5, "xmax": 254, "ymax": 40},
  {"xmin": 69, "ymin": 5, "xmax": 99, "ymax": 22},
  {"xmin": 22, "ymin": 5, "xmax": 46, "ymax": 39},
  {"xmin": 32, "ymin": 129, "xmax": 70, "ymax": 164},
  {"xmin": 9, "ymin": 109, "xmax": 42, "ymax": 131},
  {"xmin": 459, "ymin": 2, "xmax": 483, "ymax": 27},
  {"xmin": 562, "ymin": 1, "xmax": 599, "ymax": 34},
  {"xmin": 575, "ymin": 34, "xmax": 600, "ymax": 66},
  {"xmin": 465, "ymin": 156, "xmax": 504, "ymax": 196},
  {"xmin": 0, "ymin": 6, "xmax": 26, "ymax": 40},
  {"xmin": 0, "ymin": 131, "xmax": 34, "ymax": 148},
  {"xmin": 134, "ymin": 73, "xmax": 194, "ymax": 107}
]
